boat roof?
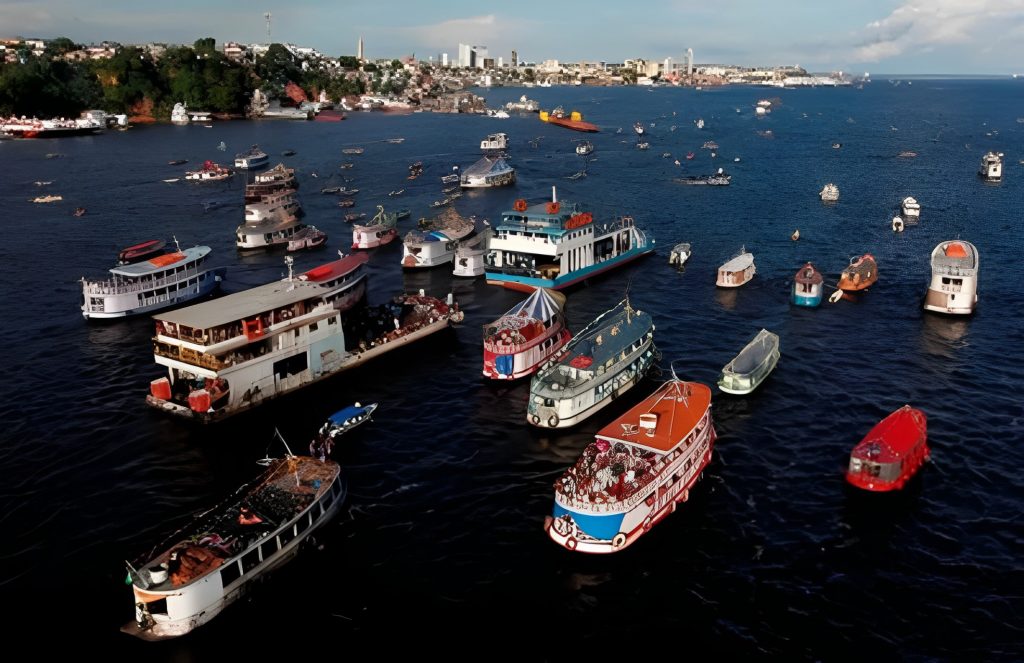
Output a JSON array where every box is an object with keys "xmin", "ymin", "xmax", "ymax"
[
  {"xmin": 488, "ymin": 288, "xmax": 565, "ymax": 328},
  {"xmin": 300, "ymin": 252, "xmax": 368, "ymax": 282},
  {"xmin": 720, "ymin": 251, "xmax": 754, "ymax": 272},
  {"xmin": 596, "ymin": 380, "xmax": 712, "ymax": 454},
  {"xmin": 931, "ymin": 240, "xmax": 977, "ymax": 271},
  {"xmin": 153, "ymin": 274, "xmax": 329, "ymax": 329},
  {"xmin": 723, "ymin": 329, "xmax": 778, "ymax": 377},
  {"xmin": 329, "ymin": 405, "xmax": 368, "ymax": 425},
  {"xmin": 462, "ymin": 155, "xmax": 513, "ymax": 177},
  {"xmin": 497, "ymin": 200, "xmax": 581, "ymax": 235},
  {"xmin": 795, "ymin": 263, "xmax": 823, "ymax": 285},
  {"xmin": 110, "ymin": 246, "xmax": 210, "ymax": 276},
  {"xmin": 852, "ymin": 406, "xmax": 926, "ymax": 462}
]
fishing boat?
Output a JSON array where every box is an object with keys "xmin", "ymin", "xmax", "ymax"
[
  {"xmin": 81, "ymin": 238, "xmax": 225, "ymax": 320},
  {"xmin": 401, "ymin": 209, "xmax": 476, "ymax": 269},
  {"xmin": 819, "ymin": 183, "xmax": 840, "ymax": 202},
  {"xmin": 460, "ymin": 155, "xmax": 516, "ymax": 188},
  {"xmin": 483, "ymin": 288, "xmax": 571, "ymax": 380},
  {"xmin": 978, "ymin": 151, "xmax": 1003, "ymax": 181},
  {"xmin": 352, "ymin": 205, "xmax": 400, "ymax": 250},
  {"xmin": 791, "ymin": 262, "xmax": 824, "ymax": 307},
  {"xmin": 837, "ymin": 254, "xmax": 877, "ymax": 292},
  {"xmin": 576, "ymin": 141, "xmax": 594, "ymax": 157},
  {"xmin": 146, "ymin": 277, "xmax": 458, "ymax": 422},
  {"xmin": 544, "ymin": 373, "xmax": 715, "ymax": 553},
  {"xmin": 480, "ymin": 132, "xmax": 509, "ymax": 152},
  {"xmin": 718, "ymin": 329, "xmax": 780, "ymax": 394},
  {"xmin": 669, "ymin": 243, "xmax": 691, "ymax": 268},
  {"xmin": 716, "ymin": 247, "xmax": 755, "ymax": 288},
  {"xmin": 286, "ymin": 226, "xmax": 327, "ymax": 252},
  {"xmin": 484, "ymin": 188, "xmax": 654, "ymax": 292},
  {"xmin": 453, "ymin": 224, "xmax": 492, "ymax": 277},
  {"xmin": 233, "ymin": 144, "xmax": 269, "ymax": 170},
  {"xmin": 901, "ymin": 196, "xmax": 921, "ymax": 223},
  {"xmin": 527, "ymin": 299, "xmax": 656, "ymax": 428},
  {"xmin": 319, "ymin": 402, "xmax": 378, "ymax": 439},
  {"xmin": 923, "ymin": 240, "xmax": 979, "ymax": 315},
  {"xmin": 846, "ymin": 405, "xmax": 929, "ymax": 491},
  {"xmin": 892, "ymin": 216, "xmax": 905, "ymax": 232},
  {"xmin": 185, "ymin": 161, "xmax": 233, "ymax": 182},
  {"xmin": 122, "ymin": 454, "xmax": 343, "ymax": 640},
  {"xmin": 539, "ymin": 107, "xmax": 599, "ymax": 133}
]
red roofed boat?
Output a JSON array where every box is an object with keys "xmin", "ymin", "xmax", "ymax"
[
  {"xmin": 846, "ymin": 405, "xmax": 929, "ymax": 491},
  {"xmin": 119, "ymin": 240, "xmax": 167, "ymax": 265},
  {"xmin": 299, "ymin": 251, "xmax": 369, "ymax": 313},
  {"xmin": 545, "ymin": 373, "xmax": 716, "ymax": 553},
  {"xmin": 540, "ymin": 106, "xmax": 599, "ymax": 133}
]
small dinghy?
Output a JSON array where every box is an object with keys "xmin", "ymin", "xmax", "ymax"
[
  {"xmin": 669, "ymin": 242, "xmax": 691, "ymax": 268},
  {"xmin": 837, "ymin": 253, "xmax": 877, "ymax": 292},
  {"xmin": 319, "ymin": 402, "xmax": 378, "ymax": 439},
  {"xmin": 717, "ymin": 328, "xmax": 780, "ymax": 395},
  {"xmin": 892, "ymin": 216, "xmax": 904, "ymax": 232},
  {"xmin": 846, "ymin": 405, "xmax": 928, "ymax": 491}
]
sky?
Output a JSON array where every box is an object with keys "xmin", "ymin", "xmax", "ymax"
[{"xmin": 2, "ymin": 0, "xmax": 1023, "ymax": 74}]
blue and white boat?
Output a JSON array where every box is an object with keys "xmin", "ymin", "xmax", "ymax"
[
  {"xmin": 323, "ymin": 402, "xmax": 378, "ymax": 437},
  {"xmin": 791, "ymin": 262, "xmax": 824, "ymax": 307},
  {"xmin": 484, "ymin": 188, "xmax": 654, "ymax": 292}
]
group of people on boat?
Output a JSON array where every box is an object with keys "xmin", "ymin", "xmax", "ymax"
[{"xmin": 556, "ymin": 440, "xmax": 659, "ymax": 505}]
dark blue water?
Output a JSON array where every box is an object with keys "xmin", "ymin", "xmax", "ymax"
[{"xmin": 2, "ymin": 80, "xmax": 1022, "ymax": 658}]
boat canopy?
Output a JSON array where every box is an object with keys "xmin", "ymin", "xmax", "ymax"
[
  {"xmin": 329, "ymin": 406, "xmax": 367, "ymax": 425},
  {"xmin": 852, "ymin": 406, "xmax": 926, "ymax": 463},
  {"xmin": 723, "ymin": 329, "xmax": 779, "ymax": 377}
]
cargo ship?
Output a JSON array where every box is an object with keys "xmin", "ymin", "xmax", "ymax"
[{"xmin": 539, "ymin": 106, "xmax": 599, "ymax": 132}]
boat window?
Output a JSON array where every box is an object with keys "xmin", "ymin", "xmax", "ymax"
[
  {"xmin": 241, "ymin": 548, "xmax": 260, "ymax": 574},
  {"xmin": 220, "ymin": 560, "xmax": 241, "ymax": 588}
]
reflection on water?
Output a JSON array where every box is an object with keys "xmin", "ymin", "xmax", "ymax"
[
  {"xmin": 715, "ymin": 286, "xmax": 738, "ymax": 310},
  {"xmin": 920, "ymin": 312, "xmax": 970, "ymax": 357}
]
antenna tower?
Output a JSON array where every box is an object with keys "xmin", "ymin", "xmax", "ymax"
[{"xmin": 264, "ymin": 12, "xmax": 272, "ymax": 41}]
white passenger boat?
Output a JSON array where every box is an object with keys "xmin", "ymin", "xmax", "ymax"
[
  {"xmin": 146, "ymin": 270, "xmax": 459, "ymax": 422},
  {"xmin": 545, "ymin": 374, "xmax": 715, "ymax": 553},
  {"xmin": 901, "ymin": 196, "xmax": 920, "ymax": 223},
  {"xmin": 505, "ymin": 95, "xmax": 540, "ymax": 113},
  {"xmin": 233, "ymin": 144, "xmax": 269, "ymax": 170},
  {"xmin": 453, "ymin": 224, "xmax": 492, "ymax": 277},
  {"xmin": 170, "ymin": 102, "xmax": 189, "ymax": 125},
  {"xmin": 716, "ymin": 247, "xmax": 756, "ymax": 287},
  {"xmin": 527, "ymin": 299, "xmax": 656, "ymax": 428},
  {"xmin": 244, "ymin": 163, "xmax": 297, "ymax": 203},
  {"xmin": 923, "ymin": 240, "xmax": 979, "ymax": 315},
  {"xmin": 236, "ymin": 190, "xmax": 305, "ymax": 250},
  {"xmin": 460, "ymin": 155, "xmax": 516, "ymax": 188},
  {"xmin": 401, "ymin": 209, "xmax": 475, "ymax": 269},
  {"xmin": 81, "ymin": 238, "xmax": 225, "ymax": 319},
  {"xmin": 819, "ymin": 183, "xmax": 839, "ymax": 202},
  {"xmin": 185, "ymin": 161, "xmax": 233, "ymax": 182},
  {"xmin": 122, "ymin": 454, "xmax": 343, "ymax": 640},
  {"xmin": 978, "ymin": 151, "xmax": 1003, "ymax": 181},
  {"xmin": 483, "ymin": 288, "xmax": 571, "ymax": 380},
  {"xmin": 485, "ymin": 188, "xmax": 654, "ymax": 292},
  {"xmin": 480, "ymin": 132, "xmax": 509, "ymax": 152}
]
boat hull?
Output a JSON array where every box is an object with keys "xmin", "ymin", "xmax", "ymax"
[
  {"xmin": 791, "ymin": 286, "xmax": 823, "ymax": 307},
  {"xmin": 483, "ymin": 328, "xmax": 572, "ymax": 380}
]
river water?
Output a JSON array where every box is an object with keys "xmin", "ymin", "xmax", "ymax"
[{"xmin": 1, "ymin": 80, "xmax": 1022, "ymax": 658}]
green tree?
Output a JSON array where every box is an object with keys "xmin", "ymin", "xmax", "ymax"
[
  {"xmin": 0, "ymin": 56, "xmax": 100, "ymax": 117},
  {"xmin": 523, "ymin": 68, "xmax": 535, "ymax": 83},
  {"xmin": 337, "ymin": 56, "xmax": 359, "ymax": 69},
  {"xmin": 44, "ymin": 37, "xmax": 78, "ymax": 58},
  {"xmin": 91, "ymin": 47, "xmax": 163, "ymax": 114}
]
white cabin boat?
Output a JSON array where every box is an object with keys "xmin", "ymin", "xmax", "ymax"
[
  {"xmin": 819, "ymin": 183, "xmax": 840, "ymax": 202},
  {"xmin": 483, "ymin": 288, "xmax": 571, "ymax": 380},
  {"xmin": 892, "ymin": 216, "xmax": 905, "ymax": 232},
  {"xmin": 234, "ymin": 145, "xmax": 269, "ymax": 170},
  {"xmin": 527, "ymin": 299, "xmax": 656, "ymax": 428},
  {"xmin": 978, "ymin": 151, "xmax": 1003, "ymax": 181},
  {"xmin": 460, "ymin": 155, "xmax": 516, "ymax": 188},
  {"xmin": 923, "ymin": 240, "xmax": 978, "ymax": 315},
  {"xmin": 170, "ymin": 102, "xmax": 189, "ymax": 125},
  {"xmin": 545, "ymin": 377, "xmax": 715, "ymax": 553},
  {"xmin": 505, "ymin": 95, "xmax": 540, "ymax": 113},
  {"xmin": 453, "ymin": 224, "xmax": 492, "ymax": 277},
  {"xmin": 185, "ymin": 161, "xmax": 233, "ymax": 182},
  {"xmin": 716, "ymin": 247, "xmax": 756, "ymax": 287},
  {"xmin": 122, "ymin": 455, "xmax": 343, "ymax": 640},
  {"xmin": 480, "ymin": 132, "xmax": 509, "ymax": 152},
  {"xmin": 901, "ymin": 196, "xmax": 920, "ymax": 223},
  {"xmin": 401, "ymin": 210, "xmax": 475, "ymax": 269},
  {"xmin": 146, "ymin": 271, "xmax": 458, "ymax": 423},
  {"xmin": 669, "ymin": 242, "xmax": 691, "ymax": 268},
  {"xmin": 237, "ymin": 190, "xmax": 305, "ymax": 250},
  {"xmin": 81, "ymin": 240, "xmax": 224, "ymax": 319}
]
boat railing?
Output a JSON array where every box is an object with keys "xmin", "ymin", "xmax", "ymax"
[
  {"xmin": 83, "ymin": 265, "xmax": 205, "ymax": 294},
  {"xmin": 153, "ymin": 341, "xmax": 228, "ymax": 371},
  {"xmin": 495, "ymin": 265, "xmax": 541, "ymax": 279}
]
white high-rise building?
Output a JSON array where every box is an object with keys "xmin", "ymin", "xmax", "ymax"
[
  {"xmin": 498, "ymin": 56, "xmax": 503, "ymax": 68},
  {"xmin": 458, "ymin": 43, "xmax": 473, "ymax": 68},
  {"xmin": 686, "ymin": 48, "xmax": 693, "ymax": 76},
  {"xmin": 358, "ymin": 36, "xmax": 364, "ymax": 62},
  {"xmin": 442, "ymin": 53, "xmax": 448, "ymax": 67},
  {"xmin": 663, "ymin": 57, "xmax": 673, "ymax": 76}
]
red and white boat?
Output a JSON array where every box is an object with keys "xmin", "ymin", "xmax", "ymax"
[
  {"xmin": 1, "ymin": 116, "xmax": 103, "ymax": 138},
  {"xmin": 846, "ymin": 405, "xmax": 929, "ymax": 491},
  {"xmin": 298, "ymin": 252, "xmax": 369, "ymax": 313},
  {"xmin": 185, "ymin": 160, "xmax": 233, "ymax": 182},
  {"xmin": 482, "ymin": 288, "xmax": 571, "ymax": 380},
  {"xmin": 352, "ymin": 205, "xmax": 400, "ymax": 250},
  {"xmin": 545, "ymin": 375, "xmax": 716, "ymax": 553}
]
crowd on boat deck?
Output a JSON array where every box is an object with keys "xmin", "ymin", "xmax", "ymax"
[{"xmin": 555, "ymin": 440, "xmax": 660, "ymax": 506}]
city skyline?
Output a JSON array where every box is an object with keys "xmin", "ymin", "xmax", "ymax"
[{"xmin": 2, "ymin": 0, "xmax": 1023, "ymax": 74}]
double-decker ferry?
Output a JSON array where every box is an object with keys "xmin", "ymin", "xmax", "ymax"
[
  {"xmin": 484, "ymin": 188, "xmax": 654, "ymax": 292},
  {"xmin": 527, "ymin": 299, "xmax": 655, "ymax": 428},
  {"xmin": 545, "ymin": 375, "xmax": 716, "ymax": 553},
  {"xmin": 81, "ymin": 238, "xmax": 225, "ymax": 319},
  {"xmin": 236, "ymin": 190, "xmax": 306, "ymax": 250},
  {"xmin": 482, "ymin": 288, "xmax": 571, "ymax": 380}
]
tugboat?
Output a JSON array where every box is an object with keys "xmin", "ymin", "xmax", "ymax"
[
  {"xmin": 545, "ymin": 371, "xmax": 716, "ymax": 553},
  {"xmin": 483, "ymin": 288, "xmax": 571, "ymax": 380},
  {"xmin": 846, "ymin": 405, "xmax": 928, "ymax": 491}
]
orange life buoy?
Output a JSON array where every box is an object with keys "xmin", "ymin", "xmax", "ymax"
[
  {"xmin": 513, "ymin": 199, "xmax": 527, "ymax": 212},
  {"xmin": 546, "ymin": 201, "xmax": 560, "ymax": 214}
]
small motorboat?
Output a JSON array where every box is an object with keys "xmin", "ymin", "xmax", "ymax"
[
  {"xmin": 669, "ymin": 242, "xmax": 691, "ymax": 268},
  {"xmin": 819, "ymin": 183, "xmax": 840, "ymax": 202},
  {"xmin": 576, "ymin": 141, "xmax": 594, "ymax": 157},
  {"xmin": 387, "ymin": 138, "xmax": 405, "ymax": 144},
  {"xmin": 791, "ymin": 229, "xmax": 800, "ymax": 241},
  {"xmin": 791, "ymin": 262, "xmax": 824, "ymax": 307},
  {"xmin": 162, "ymin": 178, "xmax": 179, "ymax": 183},
  {"xmin": 72, "ymin": 207, "xmax": 87, "ymax": 217},
  {"xmin": 846, "ymin": 405, "xmax": 929, "ymax": 491},
  {"xmin": 342, "ymin": 147, "xmax": 364, "ymax": 155},
  {"xmin": 686, "ymin": 152, "xmax": 695, "ymax": 160},
  {"xmin": 167, "ymin": 159, "xmax": 188, "ymax": 165},
  {"xmin": 832, "ymin": 143, "xmax": 842, "ymax": 149},
  {"xmin": 338, "ymin": 199, "xmax": 355, "ymax": 208},
  {"xmin": 287, "ymin": 226, "xmax": 327, "ymax": 252},
  {"xmin": 32, "ymin": 195, "xmax": 62, "ymax": 203},
  {"xmin": 898, "ymin": 150, "xmax": 918, "ymax": 158},
  {"xmin": 718, "ymin": 328, "xmax": 780, "ymax": 395},
  {"xmin": 636, "ymin": 142, "xmax": 650, "ymax": 150},
  {"xmin": 338, "ymin": 188, "xmax": 359, "ymax": 197},
  {"xmin": 837, "ymin": 254, "xmax": 878, "ymax": 292},
  {"xmin": 892, "ymin": 216, "xmax": 905, "ymax": 232},
  {"xmin": 340, "ymin": 163, "xmax": 354, "ymax": 169},
  {"xmin": 320, "ymin": 402, "xmax": 378, "ymax": 439},
  {"xmin": 661, "ymin": 152, "xmax": 672, "ymax": 158},
  {"xmin": 321, "ymin": 186, "xmax": 343, "ymax": 194},
  {"xmin": 281, "ymin": 149, "xmax": 297, "ymax": 156},
  {"xmin": 389, "ymin": 189, "xmax": 404, "ymax": 197},
  {"xmin": 717, "ymin": 246, "xmax": 755, "ymax": 287},
  {"xmin": 901, "ymin": 196, "xmax": 921, "ymax": 223},
  {"xmin": 34, "ymin": 181, "xmax": 53, "ymax": 186}
]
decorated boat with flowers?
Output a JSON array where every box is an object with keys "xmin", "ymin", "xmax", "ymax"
[
  {"xmin": 846, "ymin": 405, "xmax": 929, "ymax": 491},
  {"xmin": 485, "ymin": 188, "xmax": 654, "ymax": 292},
  {"xmin": 122, "ymin": 454, "xmax": 343, "ymax": 640},
  {"xmin": 483, "ymin": 288, "xmax": 571, "ymax": 380},
  {"xmin": 527, "ymin": 299, "xmax": 656, "ymax": 428},
  {"xmin": 545, "ymin": 374, "xmax": 716, "ymax": 553}
]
